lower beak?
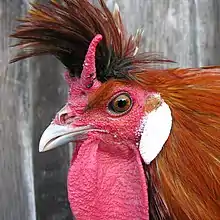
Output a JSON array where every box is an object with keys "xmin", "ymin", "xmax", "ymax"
[{"xmin": 39, "ymin": 123, "xmax": 91, "ymax": 152}]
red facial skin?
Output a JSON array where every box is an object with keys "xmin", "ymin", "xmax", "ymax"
[
  {"xmin": 58, "ymin": 78, "xmax": 152, "ymax": 220},
  {"xmin": 54, "ymin": 33, "xmax": 151, "ymax": 219}
]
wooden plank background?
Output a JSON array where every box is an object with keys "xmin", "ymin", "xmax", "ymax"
[{"xmin": 0, "ymin": 0, "xmax": 220, "ymax": 219}]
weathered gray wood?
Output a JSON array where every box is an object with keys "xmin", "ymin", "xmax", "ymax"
[
  {"xmin": 0, "ymin": 0, "xmax": 71, "ymax": 219},
  {"xmin": 31, "ymin": 55, "xmax": 72, "ymax": 220},
  {"xmin": 195, "ymin": 0, "xmax": 220, "ymax": 66},
  {"xmin": 106, "ymin": 0, "xmax": 199, "ymax": 67},
  {"xmin": 0, "ymin": 0, "xmax": 36, "ymax": 219},
  {"xmin": 0, "ymin": 0, "xmax": 220, "ymax": 219}
]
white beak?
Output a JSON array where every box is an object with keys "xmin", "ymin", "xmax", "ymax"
[{"xmin": 39, "ymin": 123, "xmax": 91, "ymax": 152}]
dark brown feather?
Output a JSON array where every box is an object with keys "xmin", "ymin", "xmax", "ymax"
[{"xmin": 10, "ymin": 0, "xmax": 172, "ymax": 82}]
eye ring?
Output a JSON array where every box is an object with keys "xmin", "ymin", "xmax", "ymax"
[{"xmin": 108, "ymin": 93, "xmax": 133, "ymax": 115}]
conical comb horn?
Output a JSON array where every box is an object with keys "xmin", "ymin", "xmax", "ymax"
[{"xmin": 80, "ymin": 34, "xmax": 103, "ymax": 89}]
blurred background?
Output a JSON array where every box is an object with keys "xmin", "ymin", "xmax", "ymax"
[{"xmin": 0, "ymin": 0, "xmax": 220, "ymax": 219}]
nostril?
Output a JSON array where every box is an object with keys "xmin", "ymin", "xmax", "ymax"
[
  {"xmin": 59, "ymin": 113, "xmax": 75, "ymax": 125},
  {"xmin": 54, "ymin": 106, "xmax": 77, "ymax": 125},
  {"xmin": 59, "ymin": 113, "xmax": 68, "ymax": 124},
  {"xmin": 64, "ymin": 114, "xmax": 75, "ymax": 124}
]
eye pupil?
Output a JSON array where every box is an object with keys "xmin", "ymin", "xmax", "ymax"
[
  {"xmin": 108, "ymin": 93, "xmax": 132, "ymax": 114},
  {"xmin": 117, "ymin": 99, "xmax": 127, "ymax": 108}
]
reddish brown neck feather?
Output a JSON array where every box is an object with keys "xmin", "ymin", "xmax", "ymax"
[
  {"xmin": 84, "ymin": 69, "xmax": 220, "ymax": 219},
  {"xmin": 135, "ymin": 67, "xmax": 220, "ymax": 220}
]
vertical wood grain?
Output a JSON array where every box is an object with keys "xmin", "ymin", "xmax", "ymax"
[
  {"xmin": 106, "ymin": 0, "xmax": 199, "ymax": 67},
  {"xmin": 0, "ymin": 0, "xmax": 36, "ymax": 219},
  {"xmin": 32, "ymin": 55, "xmax": 72, "ymax": 220},
  {"xmin": 194, "ymin": 0, "xmax": 220, "ymax": 66},
  {"xmin": 0, "ymin": 0, "xmax": 72, "ymax": 219}
]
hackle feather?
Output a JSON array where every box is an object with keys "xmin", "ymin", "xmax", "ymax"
[{"xmin": 135, "ymin": 67, "xmax": 220, "ymax": 220}]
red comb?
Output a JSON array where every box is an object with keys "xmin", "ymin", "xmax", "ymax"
[{"xmin": 80, "ymin": 34, "xmax": 103, "ymax": 89}]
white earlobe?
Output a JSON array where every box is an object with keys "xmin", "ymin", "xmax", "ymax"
[{"xmin": 138, "ymin": 101, "xmax": 172, "ymax": 164}]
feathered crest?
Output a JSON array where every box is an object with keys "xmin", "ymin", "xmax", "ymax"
[{"xmin": 10, "ymin": 0, "xmax": 171, "ymax": 82}]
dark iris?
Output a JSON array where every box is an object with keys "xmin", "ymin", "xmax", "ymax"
[{"xmin": 108, "ymin": 93, "xmax": 132, "ymax": 114}]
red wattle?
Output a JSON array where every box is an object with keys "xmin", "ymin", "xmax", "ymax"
[{"xmin": 68, "ymin": 137, "xmax": 149, "ymax": 220}]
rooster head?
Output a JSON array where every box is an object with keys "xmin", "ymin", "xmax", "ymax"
[{"xmin": 37, "ymin": 33, "xmax": 172, "ymax": 219}]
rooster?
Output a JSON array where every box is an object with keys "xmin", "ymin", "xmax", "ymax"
[{"xmin": 10, "ymin": 0, "xmax": 220, "ymax": 219}]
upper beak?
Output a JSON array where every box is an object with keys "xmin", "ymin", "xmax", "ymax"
[{"xmin": 39, "ymin": 123, "xmax": 91, "ymax": 152}]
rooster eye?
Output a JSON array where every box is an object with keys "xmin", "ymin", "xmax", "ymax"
[{"xmin": 108, "ymin": 93, "xmax": 132, "ymax": 114}]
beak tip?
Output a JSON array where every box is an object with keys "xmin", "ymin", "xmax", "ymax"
[
  {"xmin": 39, "ymin": 138, "xmax": 52, "ymax": 153},
  {"xmin": 39, "ymin": 141, "xmax": 54, "ymax": 152},
  {"xmin": 39, "ymin": 144, "xmax": 46, "ymax": 152},
  {"xmin": 39, "ymin": 148, "xmax": 44, "ymax": 153}
]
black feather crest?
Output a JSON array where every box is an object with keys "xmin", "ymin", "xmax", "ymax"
[{"xmin": 10, "ymin": 0, "xmax": 172, "ymax": 82}]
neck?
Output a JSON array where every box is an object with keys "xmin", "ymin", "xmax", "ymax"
[{"xmin": 68, "ymin": 137, "xmax": 149, "ymax": 220}]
